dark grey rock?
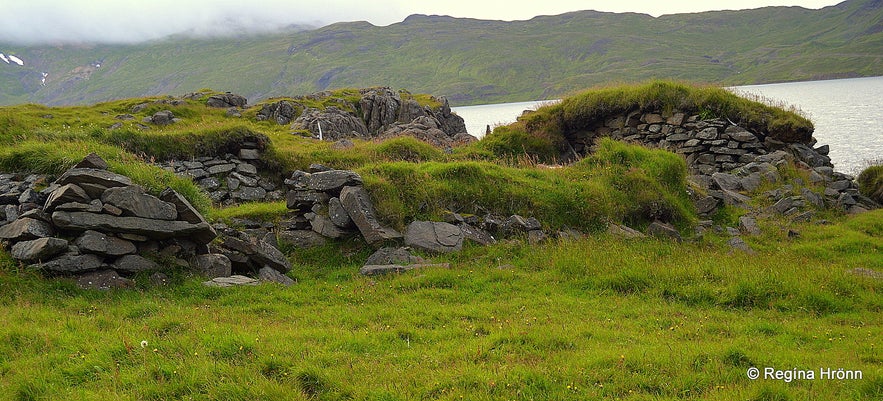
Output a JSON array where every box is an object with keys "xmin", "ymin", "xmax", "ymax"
[
  {"xmin": 55, "ymin": 200, "xmax": 103, "ymax": 213},
  {"xmin": 236, "ymin": 163, "xmax": 258, "ymax": 175},
  {"xmin": 159, "ymin": 187, "xmax": 208, "ymax": 225},
  {"xmin": 694, "ymin": 196, "xmax": 719, "ymax": 216},
  {"xmin": 527, "ymin": 230, "xmax": 547, "ymax": 244},
  {"xmin": 102, "ymin": 186, "xmax": 178, "ymax": 221},
  {"xmin": 726, "ymin": 127, "xmax": 757, "ymax": 142},
  {"xmin": 43, "ymin": 183, "xmax": 91, "ymax": 213},
  {"xmin": 55, "ymin": 168, "xmax": 132, "ymax": 194},
  {"xmin": 0, "ymin": 218, "xmax": 54, "ymax": 241},
  {"xmin": 17, "ymin": 188, "xmax": 42, "ymax": 205},
  {"xmin": 770, "ymin": 197, "xmax": 795, "ymax": 214},
  {"xmin": 230, "ymin": 172, "xmax": 258, "ymax": 187},
  {"xmin": 607, "ymin": 223, "xmax": 646, "ymax": 239},
  {"xmin": 113, "ymin": 255, "xmax": 158, "ymax": 273},
  {"xmin": 220, "ymin": 234, "xmax": 291, "ymax": 273},
  {"xmin": 727, "ymin": 237, "xmax": 755, "ymax": 254},
  {"xmin": 52, "ymin": 211, "xmax": 217, "ymax": 244},
  {"xmin": 328, "ymin": 197, "xmax": 354, "ymax": 228},
  {"xmin": 149, "ymin": 110, "xmax": 175, "ymax": 125},
  {"xmin": 73, "ymin": 153, "xmax": 109, "ymax": 170},
  {"xmin": 258, "ymin": 266, "xmax": 295, "ymax": 286},
  {"xmin": 207, "ymin": 163, "xmax": 235, "ymax": 175},
  {"xmin": 239, "ymin": 149, "xmax": 260, "ymax": 160},
  {"xmin": 277, "ymin": 230, "xmax": 327, "ymax": 249},
  {"xmin": 404, "ymin": 221, "xmax": 464, "ymax": 253},
  {"xmin": 740, "ymin": 172, "xmax": 763, "ymax": 192},
  {"xmin": 365, "ymin": 247, "xmax": 425, "ymax": 266},
  {"xmin": 206, "ymin": 93, "xmax": 247, "ymax": 108},
  {"xmin": 738, "ymin": 216, "xmax": 761, "ymax": 236},
  {"xmin": 459, "ymin": 223, "xmax": 496, "ymax": 245},
  {"xmin": 286, "ymin": 190, "xmax": 330, "ymax": 210},
  {"xmin": 74, "ymin": 230, "xmax": 137, "ymax": 256},
  {"xmin": 339, "ymin": 186, "xmax": 402, "ymax": 246},
  {"xmin": 37, "ymin": 253, "xmax": 103, "ymax": 273},
  {"xmin": 289, "ymin": 170, "xmax": 363, "ymax": 195},
  {"xmin": 76, "ymin": 269, "xmax": 135, "ymax": 290},
  {"xmin": 306, "ymin": 213, "xmax": 350, "ymax": 238},
  {"xmin": 359, "ymin": 263, "xmax": 450, "ymax": 276},
  {"xmin": 191, "ymin": 254, "xmax": 232, "ymax": 278},
  {"xmin": 646, "ymin": 221, "xmax": 682, "ymax": 242},
  {"xmin": 711, "ymin": 172, "xmax": 742, "ymax": 191},
  {"xmin": 11, "ymin": 237, "xmax": 69, "ymax": 262},
  {"xmin": 198, "ymin": 177, "xmax": 221, "ymax": 191},
  {"xmin": 801, "ymin": 188, "xmax": 825, "ymax": 209},
  {"xmin": 233, "ymin": 186, "xmax": 267, "ymax": 202}
]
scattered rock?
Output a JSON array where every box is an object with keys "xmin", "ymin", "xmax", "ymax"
[
  {"xmin": 727, "ymin": 237, "xmax": 755, "ymax": 254},
  {"xmin": 607, "ymin": 223, "xmax": 646, "ymax": 239},
  {"xmin": 258, "ymin": 266, "xmax": 295, "ymax": 286},
  {"xmin": 738, "ymin": 216, "xmax": 761, "ymax": 236},
  {"xmin": 404, "ymin": 221, "xmax": 464, "ymax": 253}
]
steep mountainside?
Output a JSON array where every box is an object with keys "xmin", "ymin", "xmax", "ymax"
[{"xmin": 0, "ymin": 0, "xmax": 880, "ymax": 106}]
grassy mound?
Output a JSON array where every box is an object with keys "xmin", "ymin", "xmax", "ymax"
[
  {"xmin": 857, "ymin": 164, "xmax": 883, "ymax": 204},
  {"xmin": 477, "ymin": 80, "xmax": 814, "ymax": 162}
]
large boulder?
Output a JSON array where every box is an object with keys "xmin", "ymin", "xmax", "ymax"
[
  {"xmin": 338, "ymin": 186, "xmax": 402, "ymax": 246},
  {"xmin": 404, "ymin": 221, "xmax": 464, "ymax": 254},
  {"xmin": 102, "ymin": 186, "xmax": 178, "ymax": 221},
  {"xmin": 206, "ymin": 93, "xmax": 247, "ymax": 108}
]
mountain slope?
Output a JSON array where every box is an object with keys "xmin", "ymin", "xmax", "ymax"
[{"xmin": 1, "ymin": 0, "xmax": 881, "ymax": 106}]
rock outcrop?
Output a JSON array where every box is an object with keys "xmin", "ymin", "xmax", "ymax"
[{"xmin": 262, "ymin": 87, "xmax": 474, "ymax": 147}]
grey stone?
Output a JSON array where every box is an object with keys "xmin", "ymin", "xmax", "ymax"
[
  {"xmin": 339, "ymin": 186, "xmax": 402, "ymax": 246},
  {"xmin": 290, "ymin": 170, "xmax": 363, "ymax": 195},
  {"xmin": 207, "ymin": 164, "xmax": 236, "ymax": 175},
  {"xmin": 230, "ymin": 172, "xmax": 258, "ymax": 187},
  {"xmin": 360, "ymin": 263, "xmax": 450, "ymax": 276},
  {"xmin": 365, "ymin": 247, "xmax": 425, "ymax": 266},
  {"xmin": 504, "ymin": 215, "xmax": 542, "ymax": 233},
  {"xmin": 404, "ymin": 221, "xmax": 464, "ymax": 253},
  {"xmin": 55, "ymin": 201, "xmax": 103, "ymax": 213},
  {"xmin": 76, "ymin": 269, "xmax": 135, "ymax": 290},
  {"xmin": 11, "ymin": 237, "xmax": 69, "ymax": 262},
  {"xmin": 233, "ymin": 186, "xmax": 267, "ymax": 202},
  {"xmin": 206, "ymin": 93, "xmax": 247, "ymax": 108},
  {"xmin": 801, "ymin": 188, "xmax": 824, "ymax": 209},
  {"xmin": 198, "ymin": 177, "xmax": 221, "ymax": 191},
  {"xmin": 203, "ymin": 275, "xmax": 260, "ymax": 287},
  {"xmin": 738, "ymin": 216, "xmax": 761, "ymax": 236},
  {"xmin": 694, "ymin": 196, "xmax": 719, "ymax": 216},
  {"xmin": 191, "ymin": 254, "xmax": 232, "ymax": 278},
  {"xmin": 18, "ymin": 209, "xmax": 51, "ymax": 223},
  {"xmin": 331, "ymin": 139, "xmax": 355, "ymax": 150},
  {"xmin": 727, "ymin": 237, "xmax": 755, "ymax": 254},
  {"xmin": 277, "ymin": 230, "xmax": 327, "ymax": 249},
  {"xmin": 711, "ymin": 172, "xmax": 742, "ymax": 191},
  {"xmin": 52, "ymin": 211, "xmax": 217, "ymax": 244},
  {"xmin": 182, "ymin": 169, "xmax": 209, "ymax": 180},
  {"xmin": 159, "ymin": 187, "xmax": 208, "ymax": 225},
  {"xmin": 73, "ymin": 153, "xmax": 108, "ymax": 170},
  {"xmin": 828, "ymin": 180, "xmax": 852, "ymax": 191},
  {"xmin": 709, "ymin": 189, "xmax": 752, "ymax": 207},
  {"xmin": 37, "ymin": 253, "xmax": 103, "ymax": 273},
  {"xmin": 814, "ymin": 144, "xmax": 830, "ymax": 156},
  {"xmin": 102, "ymin": 186, "xmax": 178, "ymax": 221},
  {"xmin": 646, "ymin": 221, "xmax": 682, "ymax": 242},
  {"xmin": 43, "ymin": 183, "xmax": 91, "ymax": 213},
  {"xmin": 74, "ymin": 230, "xmax": 137, "ymax": 256},
  {"xmin": 113, "ymin": 255, "xmax": 158, "ymax": 273},
  {"xmin": 258, "ymin": 266, "xmax": 295, "ymax": 286},
  {"xmin": 286, "ymin": 190, "xmax": 330, "ymax": 210},
  {"xmin": 459, "ymin": 223, "xmax": 496, "ymax": 245},
  {"xmin": 239, "ymin": 149, "xmax": 260, "ymax": 160},
  {"xmin": 740, "ymin": 172, "xmax": 763, "ymax": 192},
  {"xmin": 696, "ymin": 127, "xmax": 718, "ymax": 140},
  {"xmin": 770, "ymin": 197, "xmax": 795, "ymax": 214},
  {"xmin": 17, "ymin": 188, "xmax": 42, "ymax": 205},
  {"xmin": 306, "ymin": 213, "xmax": 350, "ymax": 238},
  {"xmin": 327, "ymin": 197, "xmax": 354, "ymax": 228},
  {"xmin": 0, "ymin": 218, "xmax": 54, "ymax": 241},
  {"xmin": 527, "ymin": 230, "xmax": 547, "ymax": 244},
  {"xmin": 726, "ymin": 127, "xmax": 757, "ymax": 142},
  {"xmin": 236, "ymin": 163, "xmax": 258, "ymax": 175},
  {"xmin": 607, "ymin": 223, "xmax": 646, "ymax": 239},
  {"xmin": 220, "ymin": 234, "xmax": 292, "ymax": 274},
  {"xmin": 55, "ymin": 168, "xmax": 132, "ymax": 192}
]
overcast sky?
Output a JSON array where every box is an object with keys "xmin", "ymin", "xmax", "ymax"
[{"xmin": 2, "ymin": 0, "xmax": 842, "ymax": 45}]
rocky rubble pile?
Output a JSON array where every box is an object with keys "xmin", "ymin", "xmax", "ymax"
[{"xmin": 0, "ymin": 154, "xmax": 293, "ymax": 289}]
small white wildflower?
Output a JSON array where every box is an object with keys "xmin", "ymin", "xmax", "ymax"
[{"xmin": 140, "ymin": 340, "xmax": 148, "ymax": 348}]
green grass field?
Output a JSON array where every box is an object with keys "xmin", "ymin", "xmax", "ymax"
[
  {"xmin": 0, "ymin": 81, "xmax": 881, "ymax": 400},
  {"xmin": 1, "ymin": 210, "xmax": 880, "ymax": 400}
]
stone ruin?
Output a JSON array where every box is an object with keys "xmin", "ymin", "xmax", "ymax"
[{"xmin": 0, "ymin": 153, "xmax": 292, "ymax": 289}]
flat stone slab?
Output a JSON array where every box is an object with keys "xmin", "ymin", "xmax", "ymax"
[
  {"xmin": 52, "ymin": 211, "xmax": 216, "ymax": 244},
  {"xmin": 203, "ymin": 275, "xmax": 260, "ymax": 287}
]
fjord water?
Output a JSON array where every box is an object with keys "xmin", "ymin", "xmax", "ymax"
[{"xmin": 452, "ymin": 76, "xmax": 883, "ymax": 174}]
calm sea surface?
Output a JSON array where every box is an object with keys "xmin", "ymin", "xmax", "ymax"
[{"xmin": 452, "ymin": 76, "xmax": 883, "ymax": 174}]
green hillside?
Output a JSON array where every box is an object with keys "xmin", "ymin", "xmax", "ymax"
[{"xmin": 1, "ymin": 0, "xmax": 881, "ymax": 106}]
